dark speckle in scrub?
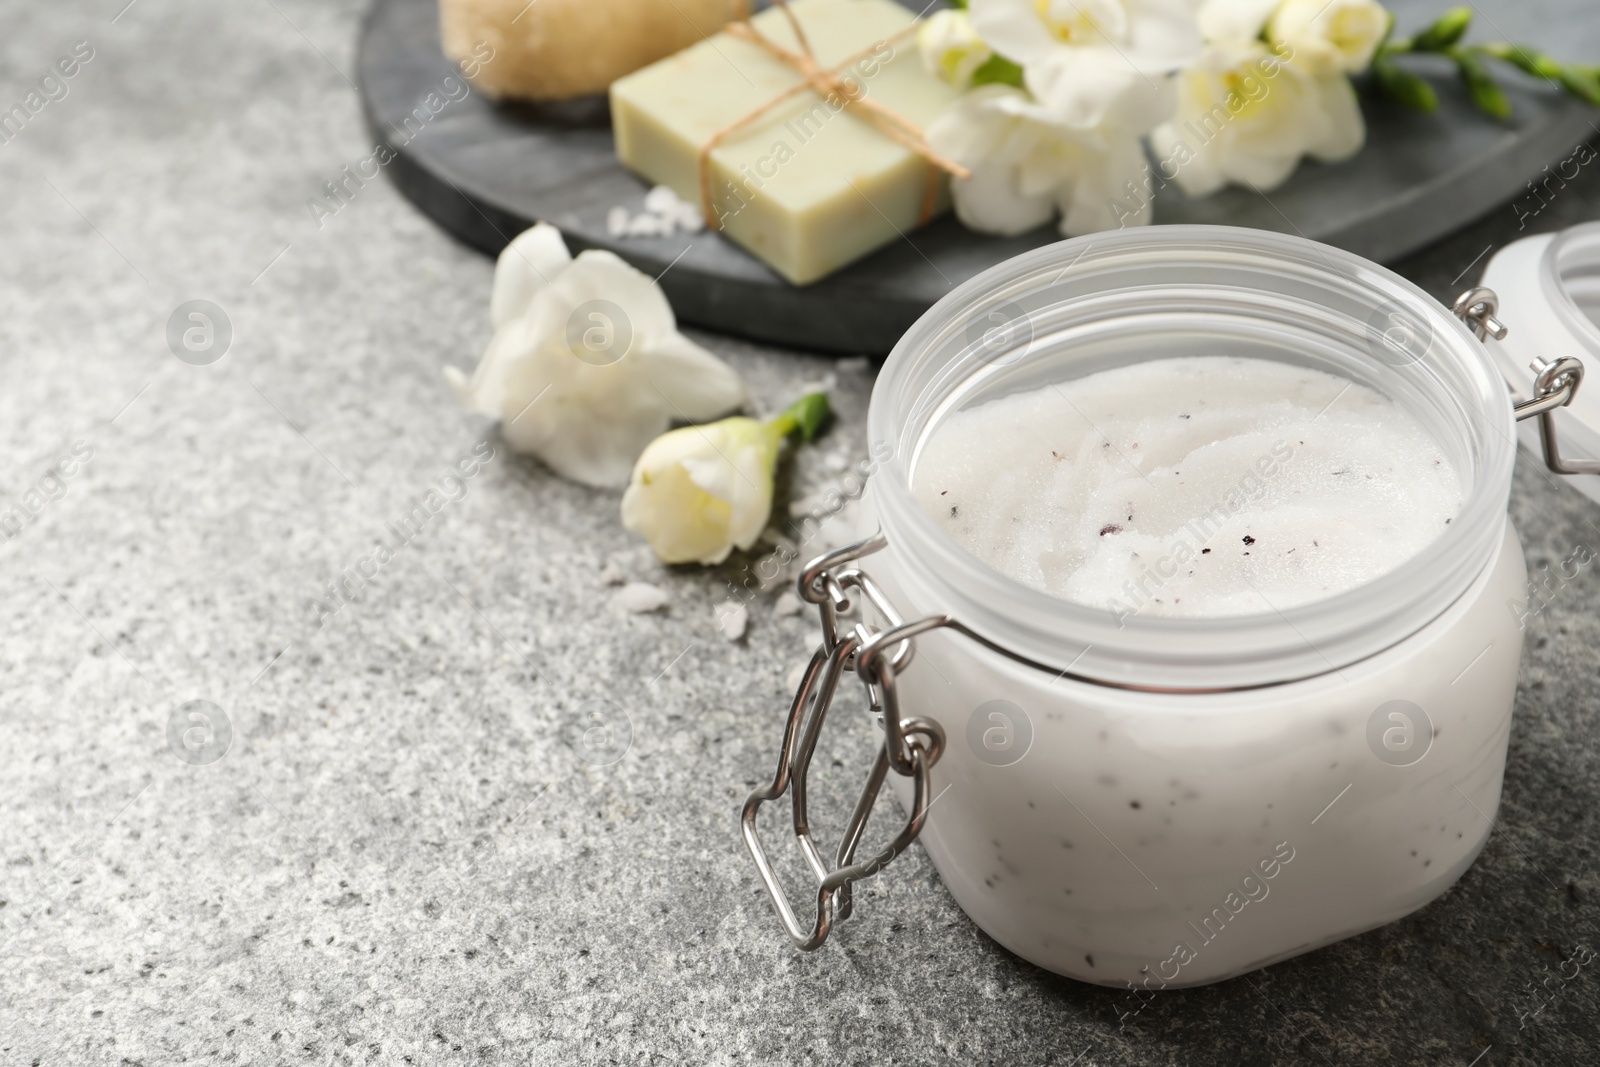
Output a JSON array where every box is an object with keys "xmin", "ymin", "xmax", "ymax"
[
  {"xmin": 1099, "ymin": 524, "xmax": 1122, "ymax": 536},
  {"xmin": 1242, "ymin": 535, "xmax": 1256, "ymax": 545},
  {"xmin": 940, "ymin": 490, "xmax": 948, "ymax": 495},
  {"xmin": 1130, "ymin": 800, "xmax": 1141, "ymax": 809},
  {"xmin": 1202, "ymin": 548, "xmax": 1211, "ymax": 554},
  {"xmin": 950, "ymin": 506, "xmax": 959, "ymax": 518},
  {"xmin": 1086, "ymin": 953, "xmax": 1096, "ymax": 967}
]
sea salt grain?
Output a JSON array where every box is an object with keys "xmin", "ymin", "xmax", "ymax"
[
  {"xmin": 913, "ymin": 356, "xmax": 1463, "ymax": 617},
  {"xmin": 607, "ymin": 185, "xmax": 705, "ymax": 239},
  {"xmin": 773, "ymin": 592, "xmax": 804, "ymax": 617},
  {"xmin": 616, "ymin": 582, "xmax": 670, "ymax": 613},
  {"xmin": 715, "ymin": 601, "xmax": 749, "ymax": 641}
]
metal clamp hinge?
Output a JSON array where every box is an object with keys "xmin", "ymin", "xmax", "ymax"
[
  {"xmin": 1454, "ymin": 287, "xmax": 1600, "ymax": 477},
  {"xmin": 741, "ymin": 531, "xmax": 949, "ymax": 951}
]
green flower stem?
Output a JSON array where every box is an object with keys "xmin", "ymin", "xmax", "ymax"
[
  {"xmin": 765, "ymin": 392, "xmax": 831, "ymax": 448},
  {"xmin": 1373, "ymin": 6, "xmax": 1600, "ymax": 119}
]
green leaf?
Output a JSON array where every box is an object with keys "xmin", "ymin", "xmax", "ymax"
[
  {"xmin": 946, "ymin": 0, "xmax": 967, "ymax": 7},
  {"xmin": 1372, "ymin": 57, "xmax": 1439, "ymax": 112},
  {"xmin": 1456, "ymin": 50, "xmax": 1512, "ymax": 119},
  {"xmin": 775, "ymin": 392, "xmax": 831, "ymax": 443},
  {"xmin": 1413, "ymin": 7, "xmax": 1473, "ymax": 52},
  {"xmin": 968, "ymin": 53, "xmax": 1024, "ymax": 89}
]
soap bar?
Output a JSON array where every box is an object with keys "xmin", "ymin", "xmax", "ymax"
[
  {"xmin": 609, "ymin": 0, "xmax": 960, "ymax": 286},
  {"xmin": 441, "ymin": 0, "xmax": 743, "ymax": 102}
]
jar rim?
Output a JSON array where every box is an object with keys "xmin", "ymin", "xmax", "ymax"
[
  {"xmin": 867, "ymin": 225, "xmax": 1517, "ymax": 690},
  {"xmin": 1542, "ymin": 221, "xmax": 1600, "ymax": 354}
]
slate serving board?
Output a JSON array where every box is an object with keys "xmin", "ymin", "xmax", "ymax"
[{"xmin": 357, "ymin": 0, "xmax": 1600, "ymax": 354}]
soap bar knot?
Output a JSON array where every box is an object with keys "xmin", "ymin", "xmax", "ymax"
[{"xmin": 697, "ymin": 0, "xmax": 972, "ymax": 230}]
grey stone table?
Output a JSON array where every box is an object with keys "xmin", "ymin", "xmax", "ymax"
[{"xmin": 2, "ymin": 2, "xmax": 1599, "ymax": 1065}]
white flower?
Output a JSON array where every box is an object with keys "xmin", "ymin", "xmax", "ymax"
[
  {"xmin": 1195, "ymin": 0, "xmax": 1281, "ymax": 42},
  {"xmin": 918, "ymin": 10, "xmax": 994, "ymax": 89},
  {"xmin": 968, "ymin": 0, "xmax": 1200, "ymax": 129},
  {"xmin": 927, "ymin": 85, "xmax": 1154, "ymax": 236},
  {"xmin": 621, "ymin": 395, "xmax": 828, "ymax": 565},
  {"xmin": 1149, "ymin": 39, "xmax": 1363, "ymax": 196},
  {"xmin": 446, "ymin": 223, "xmax": 744, "ymax": 489},
  {"xmin": 1270, "ymin": 0, "xmax": 1388, "ymax": 75}
]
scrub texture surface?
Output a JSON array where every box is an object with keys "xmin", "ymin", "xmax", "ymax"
[{"xmin": 913, "ymin": 356, "xmax": 1462, "ymax": 616}]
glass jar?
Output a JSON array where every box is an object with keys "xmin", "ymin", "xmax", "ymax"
[{"xmin": 742, "ymin": 225, "xmax": 1594, "ymax": 990}]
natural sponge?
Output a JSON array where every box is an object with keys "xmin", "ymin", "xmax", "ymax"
[{"xmin": 440, "ymin": 0, "xmax": 746, "ymax": 102}]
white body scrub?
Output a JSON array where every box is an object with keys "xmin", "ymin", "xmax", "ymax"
[{"xmin": 913, "ymin": 357, "xmax": 1463, "ymax": 616}]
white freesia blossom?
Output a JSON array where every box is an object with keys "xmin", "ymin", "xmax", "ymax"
[
  {"xmin": 621, "ymin": 395, "xmax": 828, "ymax": 565},
  {"xmin": 620, "ymin": 418, "xmax": 777, "ymax": 564},
  {"xmin": 918, "ymin": 10, "xmax": 994, "ymax": 89},
  {"xmin": 446, "ymin": 223, "xmax": 744, "ymax": 489},
  {"xmin": 1149, "ymin": 39, "xmax": 1363, "ymax": 196},
  {"xmin": 968, "ymin": 0, "xmax": 1200, "ymax": 129},
  {"xmin": 927, "ymin": 85, "xmax": 1154, "ymax": 236},
  {"xmin": 1270, "ymin": 0, "xmax": 1388, "ymax": 75}
]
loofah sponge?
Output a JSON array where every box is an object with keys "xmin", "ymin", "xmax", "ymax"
[{"xmin": 440, "ymin": 0, "xmax": 746, "ymax": 102}]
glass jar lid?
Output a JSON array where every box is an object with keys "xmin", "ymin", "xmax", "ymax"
[
  {"xmin": 869, "ymin": 225, "xmax": 1517, "ymax": 690},
  {"xmin": 1481, "ymin": 222, "xmax": 1600, "ymax": 507}
]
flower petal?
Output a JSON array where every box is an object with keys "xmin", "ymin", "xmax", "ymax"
[
  {"xmin": 490, "ymin": 223, "xmax": 572, "ymax": 329},
  {"xmin": 1197, "ymin": 0, "xmax": 1282, "ymax": 43},
  {"xmin": 1061, "ymin": 133, "xmax": 1152, "ymax": 234},
  {"xmin": 1024, "ymin": 51, "xmax": 1169, "ymax": 132},
  {"xmin": 640, "ymin": 330, "xmax": 746, "ymax": 422},
  {"xmin": 952, "ymin": 162, "xmax": 1059, "ymax": 237},
  {"xmin": 1127, "ymin": 0, "xmax": 1204, "ymax": 68},
  {"xmin": 968, "ymin": 0, "xmax": 1058, "ymax": 65},
  {"xmin": 545, "ymin": 249, "xmax": 678, "ymax": 345},
  {"xmin": 1307, "ymin": 73, "xmax": 1365, "ymax": 162},
  {"xmin": 512, "ymin": 383, "xmax": 672, "ymax": 488}
]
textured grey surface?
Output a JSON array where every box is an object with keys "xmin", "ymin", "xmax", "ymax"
[{"xmin": 2, "ymin": 2, "xmax": 1600, "ymax": 1065}]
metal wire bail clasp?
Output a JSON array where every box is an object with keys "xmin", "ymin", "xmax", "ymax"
[
  {"xmin": 740, "ymin": 531, "xmax": 947, "ymax": 951},
  {"xmin": 1454, "ymin": 287, "xmax": 1600, "ymax": 477}
]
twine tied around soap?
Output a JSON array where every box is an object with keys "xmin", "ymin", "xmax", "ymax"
[{"xmin": 697, "ymin": 0, "xmax": 971, "ymax": 231}]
